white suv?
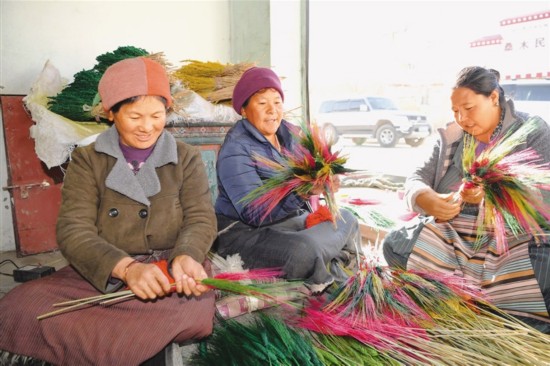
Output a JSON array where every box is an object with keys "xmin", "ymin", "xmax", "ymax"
[{"xmin": 315, "ymin": 96, "xmax": 431, "ymax": 147}]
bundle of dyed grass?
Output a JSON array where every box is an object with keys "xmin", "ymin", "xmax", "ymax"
[
  {"xmin": 293, "ymin": 265, "xmax": 550, "ymax": 365},
  {"xmin": 191, "ymin": 314, "xmax": 323, "ymax": 366},
  {"xmin": 47, "ymin": 46, "xmax": 150, "ymax": 121},
  {"xmin": 37, "ymin": 260, "xmax": 299, "ymax": 320},
  {"xmin": 192, "ymin": 312, "xmax": 398, "ymax": 365},
  {"xmin": 461, "ymin": 117, "xmax": 550, "ymax": 253},
  {"xmin": 173, "ymin": 59, "xmax": 255, "ymax": 103},
  {"xmin": 191, "ymin": 263, "xmax": 550, "ymax": 365},
  {"xmin": 240, "ymin": 121, "xmax": 354, "ymax": 224},
  {"xmin": 342, "ymin": 204, "xmax": 396, "ymax": 230}
]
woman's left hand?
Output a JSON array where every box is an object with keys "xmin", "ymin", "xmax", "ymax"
[{"xmin": 170, "ymin": 255, "xmax": 210, "ymax": 297}]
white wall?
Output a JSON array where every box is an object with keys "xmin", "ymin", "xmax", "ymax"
[
  {"xmin": 1, "ymin": 0, "xmax": 231, "ymax": 95},
  {"xmin": 0, "ymin": 0, "xmax": 232, "ymax": 251}
]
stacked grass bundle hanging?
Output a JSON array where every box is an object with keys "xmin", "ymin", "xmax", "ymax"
[
  {"xmin": 173, "ymin": 59, "xmax": 255, "ymax": 103},
  {"xmin": 47, "ymin": 46, "xmax": 149, "ymax": 122}
]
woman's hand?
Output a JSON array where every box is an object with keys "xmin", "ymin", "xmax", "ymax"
[
  {"xmin": 310, "ymin": 175, "xmax": 341, "ymax": 196},
  {"xmin": 331, "ymin": 175, "xmax": 341, "ymax": 193},
  {"xmin": 415, "ymin": 190, "xmax": 461, "ymax": 222},
  {"xmin": 114, "ymin": 258, "xmax": 172, "ymax": 300},
  {"xmin": 170, "ymin": 255, "xmax": 210, "ymax": 297},
  {"xmin": 459, "ymin": 183, "xmax": 484, "ymax": 205}
]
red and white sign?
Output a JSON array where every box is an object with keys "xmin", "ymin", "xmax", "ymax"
[{"xmin": 470, "ymin": 9, "xmax": 549, "ymax": 80}]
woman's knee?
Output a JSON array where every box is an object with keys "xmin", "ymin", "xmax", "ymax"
[{"xmin": 339, "ymin": 209, "xmax": 358, "ymax": 227}]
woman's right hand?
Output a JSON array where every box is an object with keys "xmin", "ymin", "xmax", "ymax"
[
  {"xmin": 415, "ymin": 190, "xmax": 461, "ymax": 222},
  {"xmin": 309, "ymin": 175, "xmax": 341, "ymax": 196},
  {"xmin": 113, "ymin": 258, "xmax": 172, "ymax": 300},
  {"xmin": 459, "ymin": 183, "xmax": 484, "ymax": 205}
]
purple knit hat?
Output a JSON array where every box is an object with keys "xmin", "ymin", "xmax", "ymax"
[{"xmin": 232, "ymin": 67, "xmax": 284, "ymax": 115}]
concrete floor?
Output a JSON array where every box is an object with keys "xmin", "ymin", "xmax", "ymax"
[{"xmin": 0, "ymin": 250, "xmax": 68, "ymax": 299}]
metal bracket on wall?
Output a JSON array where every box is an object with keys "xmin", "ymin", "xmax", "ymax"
[{"xmin": 3, "ymin": 180, "xmax": 51, "ymax": 199}]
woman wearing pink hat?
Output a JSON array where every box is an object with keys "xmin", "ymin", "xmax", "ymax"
[
  {"xmin": 214, "ymin": 67, "xmax": 362, "ymax": 294},
  {"xmin": 0, "ymin": 57, "xmax": 217, "ymax": 365}
]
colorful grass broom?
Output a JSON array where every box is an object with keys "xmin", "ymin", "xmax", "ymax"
[
  {"xmin": 190, "ymin": 263, "xmax": 550, "ymax": 365},
  {"xmin": 292, "ymin": 265, "xmax": 550, "ymax": 365},
  {"xmin": 240, "ymin": 121, "xmax": 354, "ymax": 225},
  {"xmin": 461, "ymin": 117, "xmax": 550, "ymax": 253}
]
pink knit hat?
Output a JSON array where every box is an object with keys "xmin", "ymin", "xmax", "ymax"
[
  {"xmin": 232, "ymin": 67, "xmax": 284, "ymax": 115},
  {"xmin": 98, "ymin": 57, "xmax": 172, "ymax": 112}
]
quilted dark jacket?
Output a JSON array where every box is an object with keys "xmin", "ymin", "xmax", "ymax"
[{"xmin": 215, "ymin": 119, "xmax": 306, "ymax": 227}]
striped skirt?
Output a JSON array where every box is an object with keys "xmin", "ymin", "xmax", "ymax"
[{"xmin": 385, "ymin": 214, "xmax": 550, "ymax": 329}]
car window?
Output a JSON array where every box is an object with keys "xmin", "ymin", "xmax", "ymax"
[
  {"xmin": 528, "ymin": 85, "xmax": 550, "ymax": 101},
  {"xmin": 319, "ymin": 101, "xmax": 334, "ymax": 113},
  {"xmin": 367, "ymin": 97, "xmax": 398, "ymax": 110},
  {"xmin": 348, "ymin": 99, "xmax": 364, "ymax": 111},
  {"xmin": 334, "ymin": 100, "xmax": 351, "ymax": 112},
  {"xmin": 502, "ymin": 84, "xmax": 550, "ymax": 101}
]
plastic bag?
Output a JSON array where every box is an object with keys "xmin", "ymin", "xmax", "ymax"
[
  {"xmin": 24, "ymin": 60, "xmax": 108, "ymax": 168},
  {"xmin": 167, "ymin": 82, "xmax": 241, "ymax": 124}
]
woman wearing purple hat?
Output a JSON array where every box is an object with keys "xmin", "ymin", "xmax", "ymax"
[
  {"xmin": 0, "ymin": 57, "xmax": 217, "ymax": 365},
  {"xmin": 214, "ymin": 67, "xmax": 361, "ymax": 294}
]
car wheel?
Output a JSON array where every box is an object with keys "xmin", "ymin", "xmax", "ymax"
[
  {"xmin": 322, "ymin": 124, "xmax": 339, "ymax": 145},
  {"xmin": 351, "ymin": 138, "xmax": 366, "ymax": 146},
  {"xmin": 376, "ymin": 125, "xmax": 397, "ymax": 147},
  {"xmin": 405, "ymin": 138, "xmax": 424, "ymax": 147}
]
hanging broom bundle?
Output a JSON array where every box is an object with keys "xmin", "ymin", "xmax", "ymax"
[{"xmin": 173, "ymin": 59, "xmax": 255, "ymax": 103}]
